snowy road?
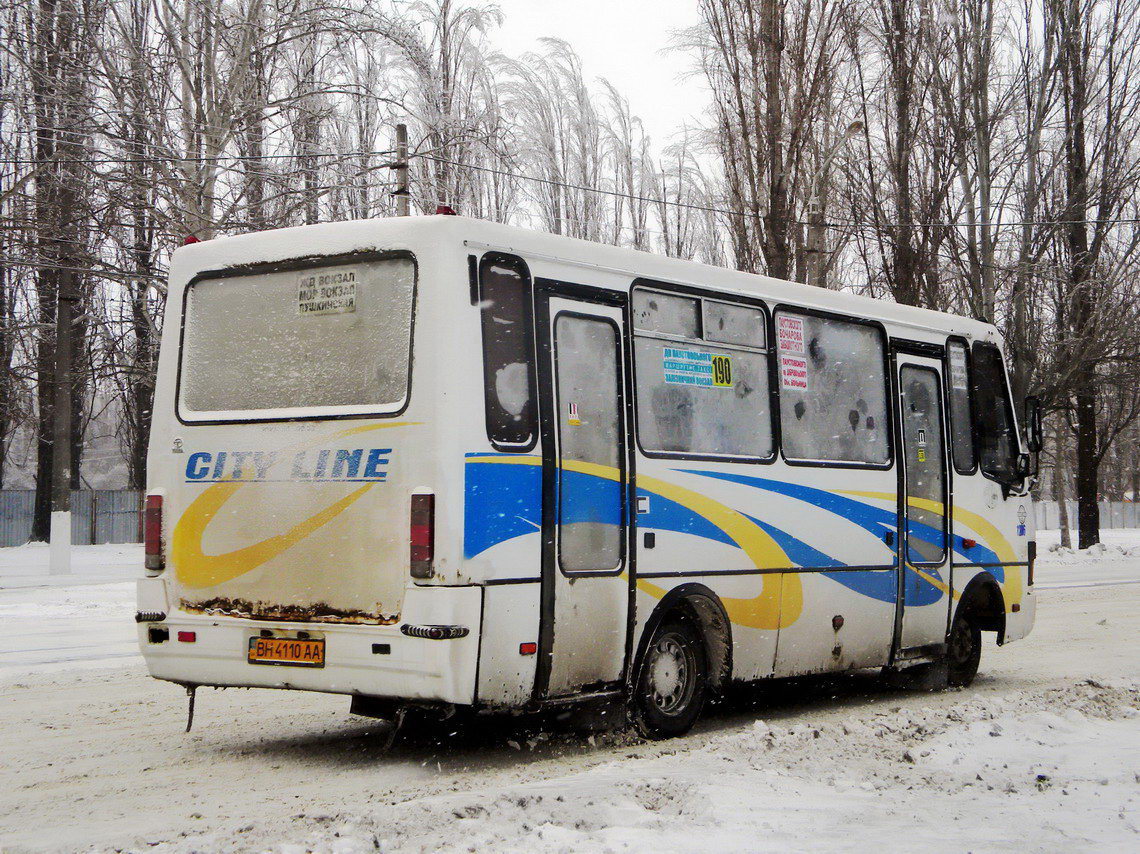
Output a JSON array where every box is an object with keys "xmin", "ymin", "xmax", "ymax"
[{"xmin": 0, "ymin": 541, "xmax": 1138, "ymax": 852}]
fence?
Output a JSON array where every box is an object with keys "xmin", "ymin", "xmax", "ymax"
[
  {"xmin": 0, "ymin": 490, "xmax": 143, "ymax": 548},
  {"xmin": 1034, "ymin": 500, "xmax": 1140, "ymax": 531}
]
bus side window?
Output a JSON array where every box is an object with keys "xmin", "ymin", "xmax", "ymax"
[
  {"xmin": 970, "ymin": 341, "xmax": 1018, "ymax": 482},
  {"xmin": 775, "ymin": 311, "xmax": 890, "ymax": 466},
  {"xmin": 946, "ymin": 339, "xmax": 977, "ymax": 473},
  {"xmin": 479, "ymin": 256, "xmax": 537, "ymax": 450},
  {"xmin": 632, "ymin": 288, "xmax": 773, "ymax": 460}
]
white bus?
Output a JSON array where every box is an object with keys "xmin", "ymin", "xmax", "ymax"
[{"xmin": 137, "ymin": 215, "xmax": 1040, "ymax": 738}]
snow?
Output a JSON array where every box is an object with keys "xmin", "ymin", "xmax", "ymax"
[
  {"xmin": 0, "ymin": 544, "xmax": 140, "ymax": 681},
  {"xmin": 0, "ymin": 535, "xmax": 1139, "ymax": 851},
  {"xmin": 342, "ymin": 681, "xmax": 1140, "ymax": 853},
  {"xmin": 0, "ymin": 541, "xmax": 142, "ymax": 589},
  {"xmin": 1035, "ymin": 528, "xmax": 1140, "ymax": 589}
]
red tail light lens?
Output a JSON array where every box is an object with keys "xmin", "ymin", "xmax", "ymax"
[
  {"xmin": 410, "ymin": 493, "xmax": 435, "ymax": 579},
  {"xmin": 145, "ymin": 494, "xmax": 164, "ymax": 571}
]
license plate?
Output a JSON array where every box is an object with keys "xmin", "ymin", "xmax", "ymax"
[{"xmin": 247, "ymin": 636, "xmax": 325, "ymax": 667}]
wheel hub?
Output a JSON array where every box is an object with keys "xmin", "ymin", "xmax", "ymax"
[
  {"xmin": 949, "ymin": 618, "xmax": 973, "ymax": 664},
  {"xmin": 648, "ymin": 634, "xmax": 694, "ymax": 715}
]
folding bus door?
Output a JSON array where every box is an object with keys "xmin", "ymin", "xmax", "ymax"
[
  {"xmin": 534, "ymin": 285, "xmax": 633, "ymax": 699},
  {"xmin": 893, "ymin": 350, "xmax": 953, "ymax": 654}
]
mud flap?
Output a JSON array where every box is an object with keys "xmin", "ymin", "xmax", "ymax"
[{"xmin": 881, "ymin": 660, "xmax": 949, "ymax": 691}]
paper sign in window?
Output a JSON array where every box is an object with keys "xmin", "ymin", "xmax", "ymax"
[
  {"xmin": 777, "ymin": 315, "xmax": 805, "ymax": 354},
  {"xmin": 662, "ymin": 347, "xmax": 729, "ymax": 389},
  {"xmin": 780, "ymin": 354, "xmax": 809, "ymax": 390}
]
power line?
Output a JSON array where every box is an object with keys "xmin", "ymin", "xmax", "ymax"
[
  {"xmin": 6, "ymin": 141, "xmax": 1140, "ymax": 234},
  {"xmin": 412, "ymin": 152, "xmax": 736, "ymax": 222},
  {"xmin": 0, "ymin": 148, "xmax": 398, "ymax": 167},
  {"xmin": 411, "ymin": 152, "xmax": 1140, "ymax": 233}
]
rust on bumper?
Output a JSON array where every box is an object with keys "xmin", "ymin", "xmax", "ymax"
[{"xmin": 180, "ymin": 597, "xmax": 399, "ymax": 625}]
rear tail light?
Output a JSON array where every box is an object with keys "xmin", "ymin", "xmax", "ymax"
[
  {"xmin": 410, "ymin": 493, "xmax": 435, "ymax": 579},
  {"xmin": 144, "ymin": 494, "xmax": 164, "ymax": 571}
]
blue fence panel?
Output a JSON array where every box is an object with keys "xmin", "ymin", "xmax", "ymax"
[{"xmin": 0, "ymin": 490, "xmax": 142, "ymax": 547}]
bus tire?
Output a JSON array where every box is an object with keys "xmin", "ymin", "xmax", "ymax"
[
  {"xmin": 631, "ymin": 614, "xmax": 708, "ymax": 739},
  {"xmin": 946, "ymin": 604, "xmax": 982, "ymax": 687}
]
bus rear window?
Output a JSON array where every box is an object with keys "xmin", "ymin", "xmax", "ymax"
[{"xmin": 179, "ymin": 255, "xmax": 415, "ymax": 419}]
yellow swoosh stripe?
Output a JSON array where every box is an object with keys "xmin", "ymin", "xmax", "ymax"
[
  {"xmin": 840, "ymin": 489, "xmax": 1022, "ymax": 611},
  {"xmin": 173, "ymin": 421, "xmax": 416, "ymax": 589},
  {"xmin": 466, "ymin": 455, "xmax": 800, "ymax": 629},
  {"xmin": 173, "ymin": 482, "xmax": 373, "ymax": 588}
]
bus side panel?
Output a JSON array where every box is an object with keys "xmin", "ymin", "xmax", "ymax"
[
  {"xmin": 630, "ymin": 462, "xmax": 898, "ymax": 680},
  {"xmin": 763, "ymin": 466, "xmax": 899, "ymax": 676},
  {"xmin": 631, "ymin": 460, "xmax": 781, "ymax": 680},
  {"xmin": 476, "ymin": 585, "xmax": 541, "ymax": 706},
  {"xmin": 631, "ymin": 580, "xmax": 780, "ymax": 683},
  {"xmin": 949, "ymin": 470, "xmax": 1034, "ymax": 642},
  {"xmin": 774, "ymin": 571, "xmax": 897, "ymax": 674}
]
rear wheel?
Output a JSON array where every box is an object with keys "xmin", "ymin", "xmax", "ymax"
[
  {"xmin": 946, "ymin": 605, "xmax": 982, "ymax": 687},
  {"xmin": 631, "ymin": 615, "xmax": 708, "ymax": 739}
]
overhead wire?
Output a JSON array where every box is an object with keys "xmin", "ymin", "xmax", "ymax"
[
  {"xmin": 0, "ymin": 148, "xmax": 399, "ymax": 168},
  {"xmin": 409, "ymin": 152, "xmax": 1140, "ymax": 233},
  {"xmin": 4, "ymin": 141, "xmax": 1140, "ymax": 236}
]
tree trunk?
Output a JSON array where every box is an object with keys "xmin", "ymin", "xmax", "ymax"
[
  {"xmin": 1054, "ymin": 450, "xmax": 1072, "ymax": 549},
  {"xmin": 30, "ymin": 0, "xmax": 60, "ymax": 542},
  {"xmin": 1059, "ymin": 0, "xmax": 1100, "ymax": 548},
  {"xmin": 887, "ymin": 0, "xmax": 919, "ymax": 306},
  {"xmin": 1074, "ymin": 389, "xmax": 1100, "ymax": 548}
]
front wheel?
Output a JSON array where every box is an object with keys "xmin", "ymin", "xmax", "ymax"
[
  {"xmin": 631, "ymin": 616, "xmax": 708, "ymax": 739},
  {"xmin": 946, "ymin": 606, "xmax": 982, "ymax": 687}
]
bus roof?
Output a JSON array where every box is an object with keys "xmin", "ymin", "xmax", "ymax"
[{"xmin": 169, "ymin": 214, "xmax": 1000, "ymax": 343}]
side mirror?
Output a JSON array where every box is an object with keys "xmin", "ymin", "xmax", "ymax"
[
  {"xmin": 1024, "ymin": 395, "xmax": 1043, "ymax": 454},
  {"xmin": 1016, "ymin": 452, "xmax": 1032, "ymax": 478}
]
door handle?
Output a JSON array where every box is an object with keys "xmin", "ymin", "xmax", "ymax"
[{"xmin": 884, "ymin": 531, "xmax": 895, "ymax": 547}]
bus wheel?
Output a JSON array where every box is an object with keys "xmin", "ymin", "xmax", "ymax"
[
  {"xmin": 946, "ymin": 605, "xmax": 982, "ymax": 687},
  {"xmin": 632, "ymin": 615, "xmax": 708, "ymax": 739}
]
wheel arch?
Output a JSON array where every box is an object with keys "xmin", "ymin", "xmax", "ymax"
[
  {"xmin": 954, "ymin": 571, "xmax": 1007, "ymax": 644},
  {"xmin": 632, "ymin": 583, "xmax": 733, "ymax": 692}
]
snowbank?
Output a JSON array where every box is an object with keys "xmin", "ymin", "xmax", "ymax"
[
  {"xmin": 149, "ymin": 680, "xmax": 1139, "ymax": 854},
  {"xmin": 0, "ymin": 542, "xmax": 142, "ymax": 589},
  {"xmin": 1037, "ymin": 528, "xmax": 1139, "ymax": 561},
  {"xmin": 1034, "ymin": 528, "xmax": 1140, "ymax": 589}
]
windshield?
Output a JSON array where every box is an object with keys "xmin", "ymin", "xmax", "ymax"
[{"xmin": 179, "ymin": 255, "xmax": 415, "ymax": 419}]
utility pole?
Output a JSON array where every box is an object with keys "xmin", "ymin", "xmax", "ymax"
[
  {"xmin": 805, "ymin": 121, "xmax": 863, "ymax": 288},
  {"xmin": 49, "ymin": 266, "xmax": 77, "ymax": 574},
  {"xmin": 394, "ymin": 123, "xmax": 409, "ymax": 217}
]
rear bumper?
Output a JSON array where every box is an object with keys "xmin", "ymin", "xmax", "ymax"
[{"xmin": 137, "ymin": 577, "xmax": 482, "ymax": 705}]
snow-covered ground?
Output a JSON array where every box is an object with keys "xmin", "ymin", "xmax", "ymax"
[
  {"xmin": 1035, "ymin": 528, "xmax": 1140, "ymax": 589},
  {"xmin": 0, "ymin": 534, "xmax": 1137, "ymax": 852},
  {"xmin": 0, "ymin": 544, "xmax": 139, "ymax": 680}
]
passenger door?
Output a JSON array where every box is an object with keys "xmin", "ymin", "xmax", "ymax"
[
  {"xmin": 534, "ymin": 285, "xmax": 633, "ymax": 699},
  {"xmin": 893, "ymin": 350, "xmax": 952, "ymax": 655}
]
